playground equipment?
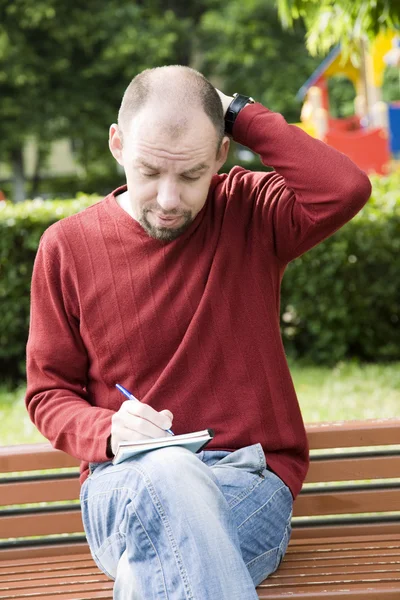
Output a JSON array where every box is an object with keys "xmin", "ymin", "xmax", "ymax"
[{"xmin": 296, "ymin": 31, "xmax": 400, "ymax": 175}]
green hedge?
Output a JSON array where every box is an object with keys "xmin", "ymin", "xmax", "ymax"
[
  {"xmin": 281, "ymin": 173, "xmax": 400, "ymax": 364},
  {"xmin": 0, "ymin": 194, "xmax": 97, "ymax": 381},
  {"xmin": 0, "ymin": 174, "xmax": 399, "ymax": 382}
]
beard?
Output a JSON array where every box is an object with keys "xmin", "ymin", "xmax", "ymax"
[{"xmin": 139, "ymin": 207, "xmax": 194, "ymax": 242}]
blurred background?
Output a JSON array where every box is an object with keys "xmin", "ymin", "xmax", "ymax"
[{"xmin": 0, "ymin": 0, "xmax": 399, "ymax": 445}]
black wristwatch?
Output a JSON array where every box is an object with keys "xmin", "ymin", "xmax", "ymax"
[{"xmin": 224, "ymin": 93, "xmax": 255, "ymax": 135}]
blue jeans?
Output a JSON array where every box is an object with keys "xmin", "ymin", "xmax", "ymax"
[{"xmin": 80, "ymin": 443, "xmax": 293, "ymax": 599}]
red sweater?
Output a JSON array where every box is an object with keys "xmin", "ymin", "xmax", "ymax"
[{"xmin": 26, "ymin": 104, "xmax": 371, "ymax": 499}]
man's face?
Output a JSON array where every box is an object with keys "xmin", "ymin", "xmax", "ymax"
[{"xmin": 109, "ymin": 105, "xmax": 229, "ymax": 241}]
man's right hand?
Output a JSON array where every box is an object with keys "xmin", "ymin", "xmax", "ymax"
[{"xmin": 109, "ymin": 401, "xmax": 174, "ymax": 456}]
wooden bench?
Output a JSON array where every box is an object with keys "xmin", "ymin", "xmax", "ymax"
[{"xmin": 1, "ymin": 418, "xmax": 400, "ymax": 599}]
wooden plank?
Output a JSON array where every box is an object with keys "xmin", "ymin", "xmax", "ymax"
[
  {"xmin": 0, "ymin": 444, "xmax": 79, "ymax": 473},
  {"xmin": 0, "ymin": 556, "xmax": 92, "ymax": 573},
  {"xmin": 291, "ymin": 522, "xmax": 400, "ymax": 540},
  {"xmin": 265, "ymin": 570, "xmax": 400, "ymax": 584},
  {"xmin": 256, "ymin": 582, "xmax": 400, "ymax": 599},
  {"xmin": 0, "ymin": 563, "xmax": 97, "ymax": 580},
  {"xmin": 0, "ymin": 580, "xmax": 114, "ymax": 600},
  {"xmin": 19, "ymin": 592, "xmax": 112, "ymax": 600},
  {"xmin": 0, "ymin": 510, "xmax": 84, "ymax": 539},
  {"xmin": 0, "ymin": 478, "xmax": 80, "ymax": 507},
  {"xmin": 285, "ymin": 537, "xmax": 400, "ymax": 553},
  {"xmin": 0, "ymin": 543, "xmax": 90, "ymax": 562},
  {"xmin": 288, "ymin": 533, "xmax": 400, "ymax": 548},
  {"xmin": 293, "ymin": 487, "xmax": 400, "ymax": 517},
  {"xmin": 275, "ymin": 562, "xmax": 400, "ymax": 576},
  {"xmin": 305, "ymin": 455, "xmax": 400, "ymax": 483},
  {"xmin": 23, "ymin": 593, "xmax": 112, "ymax": 600},
  {"xmin": 306, "ymin": 419, "xmax": 400, "ymax": 450},
  {"xmin": 19, "ymin": 593, "xmax": 112, "ymax": 600},
  {"xmin": 0, "ymin": 568, "xmax": 109, "ymax": 589},
  {"xmin": 258, "ymin": 576, "xmax": 400, "ymax": 590}
]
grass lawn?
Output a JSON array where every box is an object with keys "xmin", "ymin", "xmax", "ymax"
[{"xmin": 1, "ymin": 361, "xmax": 400, "ymax": 446}]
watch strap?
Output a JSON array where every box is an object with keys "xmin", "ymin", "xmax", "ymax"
[{"xmin": 225, "ymin": 94, "xmax": 255, "ymax": 135}]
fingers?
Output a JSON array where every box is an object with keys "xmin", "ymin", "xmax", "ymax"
[
  {"xmin": 124, "ymin": 401, "xmax": 173, "ymax": 430},
  {"xmin": 110, "ymin": 401, "xmax": 174, "ymax": 455}
]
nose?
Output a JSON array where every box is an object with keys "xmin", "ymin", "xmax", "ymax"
[{"xmin": 156, "ymin": 178, "xmax": 181, "ymax": 212}]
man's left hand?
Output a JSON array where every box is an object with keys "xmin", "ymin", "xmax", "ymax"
[{"xmin": 215, "ymin": 89, "xmax": 234, "ymax": 117}]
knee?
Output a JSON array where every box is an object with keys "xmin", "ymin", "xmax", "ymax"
[{"xmin": 136, "ymin": 446, "xmax": 203, "ymax": 483}]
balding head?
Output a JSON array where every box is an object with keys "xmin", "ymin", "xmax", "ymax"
[{"xmin": 118, "ymin": 66, "xmax": 225, "ymax": 151}]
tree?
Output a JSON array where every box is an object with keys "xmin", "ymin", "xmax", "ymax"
[
  {"xmin": 0, "ymin": 0, "xmax": 192, "ymax": 201},
  {"xmin": 0, "ymin": 0, "xmax": 322, "ymax": 200},
  {"xmin": 198, "ymin": 0, "xmax": 320, "ymax": 123},
  {"xmin": 276, "ymin": 0, "xmax": 400, "ymax": 57}
]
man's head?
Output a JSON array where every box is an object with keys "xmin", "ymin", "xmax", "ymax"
[{"xmin": 109, "ymin": 66, "xmax": 230, "ymax": 241}]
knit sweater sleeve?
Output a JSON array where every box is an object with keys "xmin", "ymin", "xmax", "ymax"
[
  {"xmin": 230, "ymin": 103, "xmax": 372, "ymax": 263},
  {"xmin": 25, "ymin": 227, "xmax": 114, "ymax": 462}
]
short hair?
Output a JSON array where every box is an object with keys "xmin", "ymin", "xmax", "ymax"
[{"xmin": 118, "ymin": 66, "xmax": 225, "ymax": 149}]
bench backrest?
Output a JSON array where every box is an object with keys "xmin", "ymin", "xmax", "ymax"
[{"xmin": 1, "ymin": 418, "xmax": 400, "ymax": 555}]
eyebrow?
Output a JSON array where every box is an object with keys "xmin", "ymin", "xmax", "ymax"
[
  {"xmin": 137, "ymin": 160, "xmax": 209, "ymax": 175},
  {"xmin": 181, "ymin": 163, "xmax": 209, "ymax": 176}
]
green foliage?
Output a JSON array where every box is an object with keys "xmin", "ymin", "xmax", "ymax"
[
  {"xmin": 382, "ymin": 66, "xmax": 400, "ymax": 104},
  {"xmin": 276, "ymin": 0, "xmax": 400, "ymax": 57},
  {"xmin": 327, "ymin": 76, "xmax": 356, "ymax": 119},
  {"xmin": 281, "ymin": 172, "xmax": 400, "ymax": 364},
  {"xmin": 0, "ymin": 0, "xmax": 323, "ymax": 202},
  {"xmin": 198, "ymin": 0, "xmax": 320, "ymax": 123},
  {"xmin": 0, "ymin": 0, "xmax": 196, "ymax": 198},
  {"xmin": 0, "ymin": 194, "xmax": 97, "ymax": 380}
]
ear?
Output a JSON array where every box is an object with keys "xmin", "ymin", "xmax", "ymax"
[
  {"xmin": 109, "ymin": 124, "xmax": 124, "ymax": 166},
  {"xmin": 215, "ymin": 135, "xmax": 230, "ymax": 172}
]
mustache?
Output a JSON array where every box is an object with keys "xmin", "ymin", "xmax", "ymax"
[{"xmin": 143, "ymin": 205, "xmax": 188, "ymax": 217}]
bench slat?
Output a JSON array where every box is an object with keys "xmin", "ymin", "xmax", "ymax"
[
  {"xmin": 305, "ymin": 455, "xmax": 400, "ymax": 483},
  {"xmin": 0, "ymin": 581, "xmax": 113, "ymax": 600},
  {"xmin": 306, "ymin": 419, "xmax": 400, "ymax": 449},
  {"xmin": 0, "ymin": 562, "xmax": 97, "ymax": 580},
  {"xmin": 291, "ymin": 521, "xmax": 400, "ymax": 540},
  {"xmin": 0, "ymin": 568, "xmax": 109, "ymax": 589},
  {"xmin": 257, "ymin": 582, "xmax": 400, "ymax": 600},
  {"xmin": 0, "ymin": 510, "xmax": 83, "ymax": 539},
  {"xmin": 0, "ymin": 543, "xmax": 89, "ymax": 562},
  {"xmin": 0, "ymin": 478, "xmax": 80, "ymax": 507},
  {"xmin": 293, "ymin": 487, "xmax": 400, "ymax": 517},
  {"xmin": 1, "ymin": 456, "xmax": 398, "ymax": 508},
  {"xmin": 0, "ymin": 444, "xmax": 79, "ymax": 473},
  {"xmin": 0, "ymin": 568, "xmax": 107, "ymax": 588},
  {"xmin": 14, "ymin": 592, "xmax": 112, "ymax": 600}
]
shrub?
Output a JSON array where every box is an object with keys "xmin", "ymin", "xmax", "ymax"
[
  {"xmin": 281, "ymin": 172, "xmax": 400, "ymax": 364},
  {"xmin": 0, "ymin": 195, "xmax": 97, "ymax": 381}
]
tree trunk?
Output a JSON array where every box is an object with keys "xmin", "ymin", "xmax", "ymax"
[
  {"xmin": 30, "ymin": 143, "xmax": 48, "ymax": 199},
  {"xmin": 359, "ymin": 37, "xmax": 370, "ymax": 127},
  {"xmin": 11, "ymin": 147, "xmax": 25, "ymax": 203}
]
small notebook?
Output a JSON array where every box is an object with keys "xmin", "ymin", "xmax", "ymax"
[{"xmin": 112, "ymin": 428, "xmax": 215, "ymax": 465}]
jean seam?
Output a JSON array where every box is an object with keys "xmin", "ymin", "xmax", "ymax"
[
  {"xmin": 95, "ymin": 532, "xmax": 126, "ymax": 580},
  {"xmin": 130, "ymin": 462, "xmax": 196, "ymax": 600},
  {"xmin": 124, "ymin": 499, "xmax": 170, "ymax": 599},
  {"xmin": 255, "ymin": 443, "xmax": 266, "ymax": 471},
  {"xmin": 237, "ymin": 485, "xmax": 286, "ymax": 530},
  {"xmin": 274, "ymin": 508, "xmax": 293, "ymax": 572},
  {"xmin": 225, "ymin": 476, "xmax": 265, "ymax": 509},
  {"xmin": 244, "ymin": 545, "xmax": 277, "ymax": 569}
]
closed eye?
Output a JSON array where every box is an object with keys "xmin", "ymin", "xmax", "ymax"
[{"xmin": 181, "ymin": 174, "xmax": 201, "ymax": 181}]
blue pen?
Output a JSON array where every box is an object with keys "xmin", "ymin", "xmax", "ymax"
[{"xmin": 115, "ymin": 384, "xmax": 175, "ymax": 436}]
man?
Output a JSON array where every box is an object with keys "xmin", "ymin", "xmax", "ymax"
[{"xmin": 26, "ymin": 65, "xmax": 371, "ymax": 599}]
